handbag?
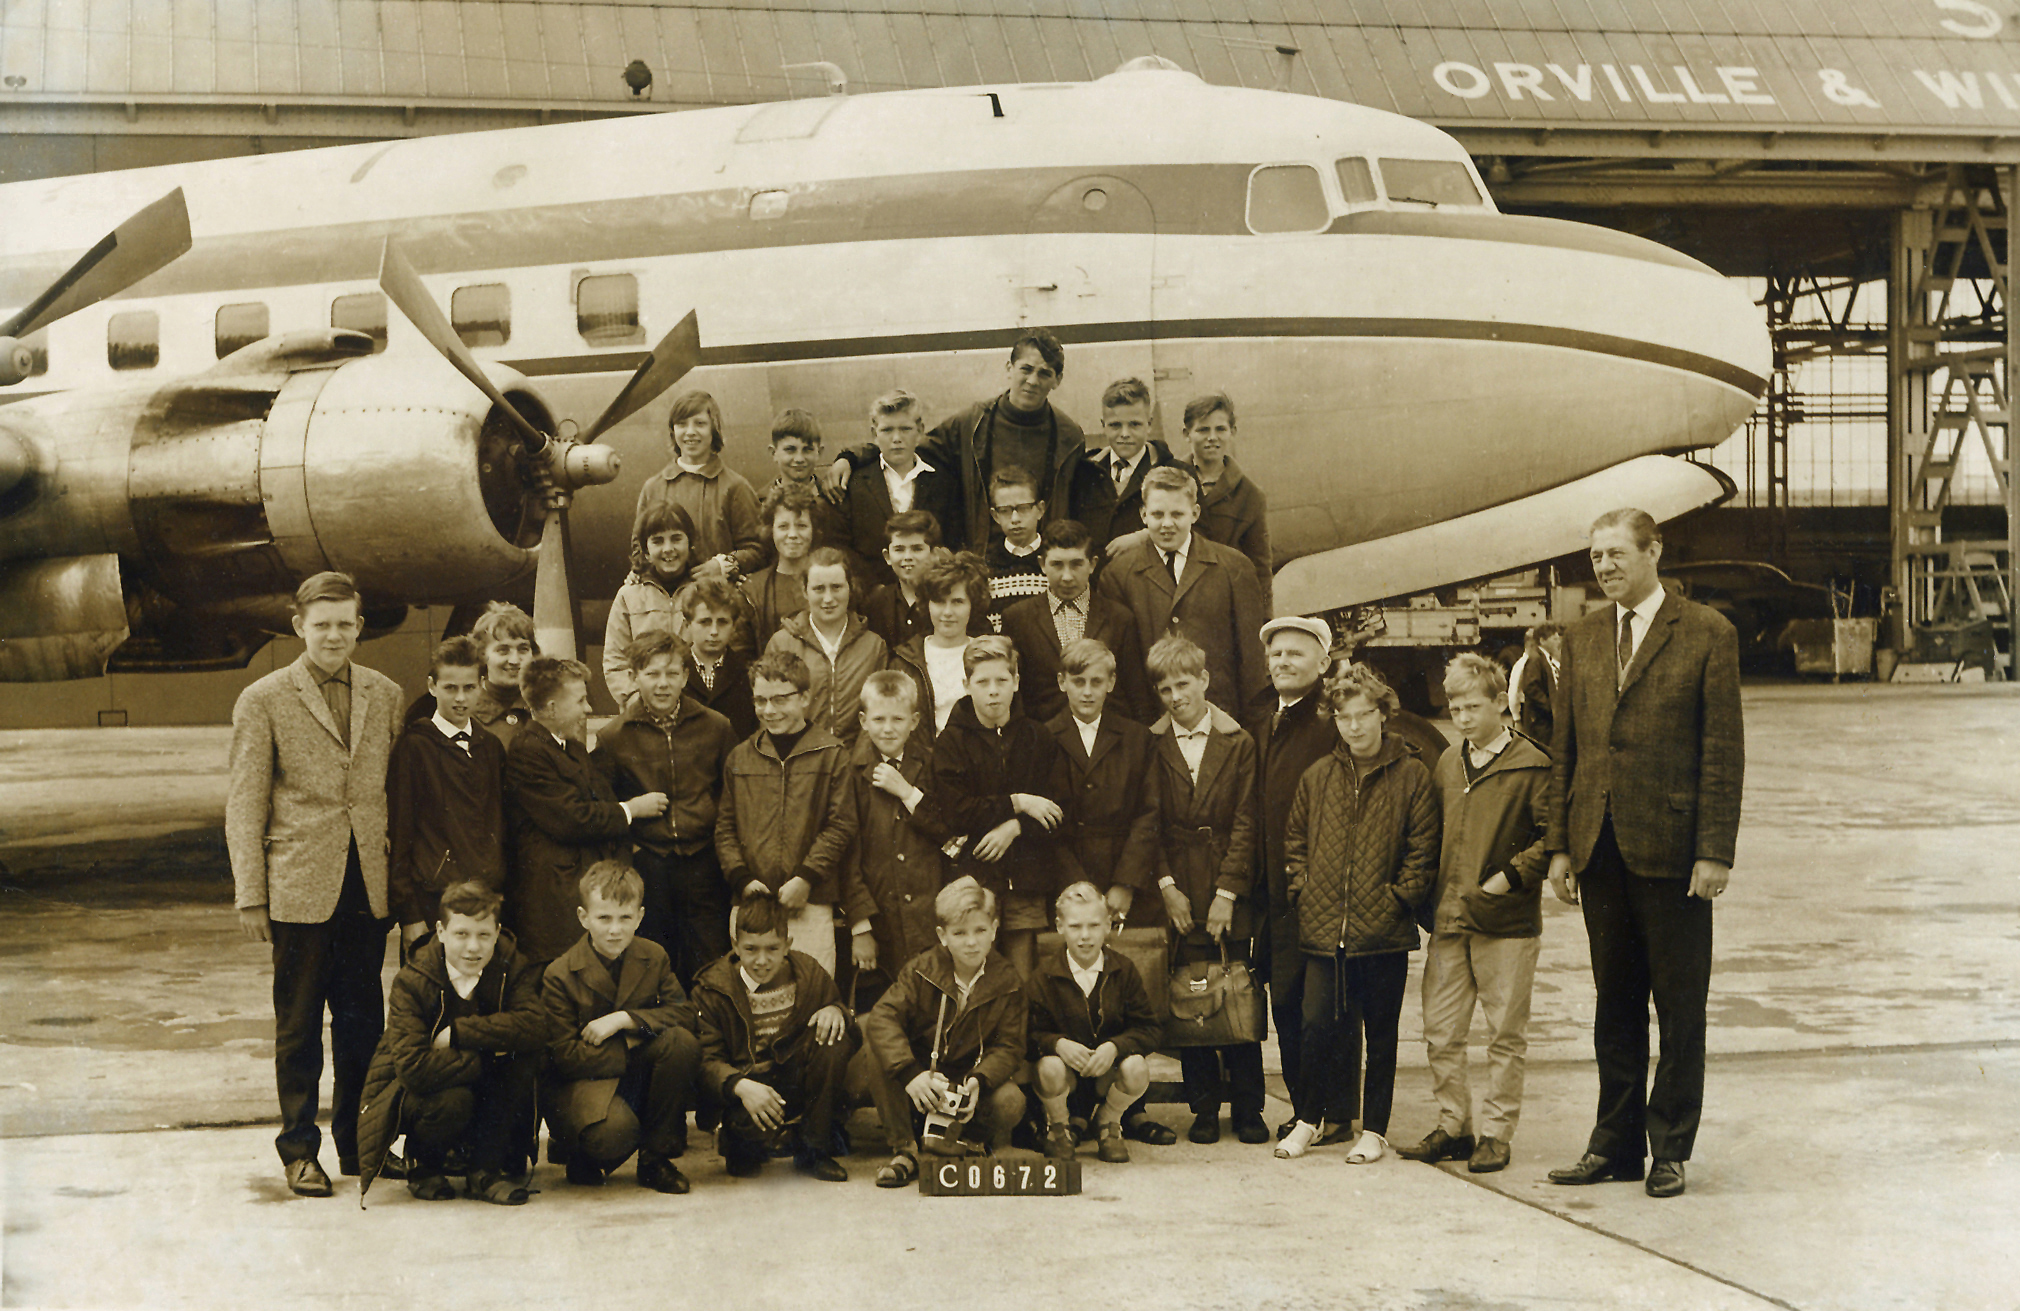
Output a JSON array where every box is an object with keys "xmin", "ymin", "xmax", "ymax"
[{"xmin": 1164, "ymin": 939, "xmax": 1265, "ymax": 1048}]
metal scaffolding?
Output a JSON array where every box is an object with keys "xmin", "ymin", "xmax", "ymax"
[{"xmin": 1889, "ymin": 166, "xmax": 2019, "ymax": 674}]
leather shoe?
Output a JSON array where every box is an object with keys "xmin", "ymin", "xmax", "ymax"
[
  {"xmin": 1397, "ymin": 1128, "xmax": 1475, "ymax": 1163},
  {"xmin": 1042, "ymin": 1124, "xmax": 1076, "ymax": 1162},
  {"xmin": 1123, "ymin": 1115, "xmax": 1178, "ymax": 1146},
  {"xmin": 1645, "ymin": 1158, "xmax": 1686, "ymax": 1198},
  {"xmin": 1547, "ymin": 1152, "xmax": 1644, "ymax": 1185},
  {"xmin": 795, "ymin": 1154, "xmax": 849, "ymax": 1183},
  {"xmin": 1467, "ymin": 1137, "xmax": 1510, "ymax": 1173},
  {"xmin": 1187, "ymin": 1112, "xmax": 1221, "ymax": 1145},
  {"xmin": 565, "ymin": 1159, "xmax": 606, "ymax": 1187},
  {"xmin": 1233, "ymin": 1115, "xmax": 1271, "ymax": 1145},
  {"xmin": 637, "ymin": 1155, "xmax": 691, "ymax": 1194},
  {"xmin": 285, "ymin": 1158, "xmax": 333, "ymax": 1198},
  {"xmin": 1095, "ymin": 1121, "xmax": 1130, "ymax": 1164}
]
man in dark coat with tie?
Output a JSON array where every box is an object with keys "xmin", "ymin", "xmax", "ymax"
[
  {"xmin": 1246, "ymin": 616, "xmax": 1342, "ymax": 1141},
  {"xmin": 1545, "ymin": 508, "xmax": 1744, "ymax": 1200}
]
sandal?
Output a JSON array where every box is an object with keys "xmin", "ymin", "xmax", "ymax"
[
  {"xmin": 1275, "ymin": 1121, "xmax": 1319, "ymax": 1160},
  {"xmin": 875, "ymin": 1149, "xmax": 919, "ymax": 1189},
  {"xmin": 406, "ymin": 1173, "xmax": 455, "ymax": 1202},
  {"xmin": 1345, "ymin": 1130, "xmax": 1388, "ymax": 1165},
  {"xmin": 466, "ymin": 1171, "xmax": 530, "ymax": 1205}
]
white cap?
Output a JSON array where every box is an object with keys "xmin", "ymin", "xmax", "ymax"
[{"xmin": 1259, "ymin": 616, "xmax": 1332, "ymax": 650}]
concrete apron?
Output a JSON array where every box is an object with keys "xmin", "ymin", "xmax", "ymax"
[{"xmin": 3, "ymin": 684, "xmax": 2019, "ymax": 1308}]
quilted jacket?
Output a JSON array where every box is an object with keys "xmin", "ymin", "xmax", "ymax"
[{"xmin": 1284, "ymin": 734, "xmax": 1441, "ymax": 958}]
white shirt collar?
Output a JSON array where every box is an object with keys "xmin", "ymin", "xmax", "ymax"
[
  {"xmin": 880, "ymin": 452, "xmax": 934, "ymax": 481},
  {"xmin": 1109, "ymin": 446, "xmax": 1146, "ymax": 477},
  {"xmin": 1468, "ymin": 727, "xmax": 1512, "ymax": 765},
  {"xmin": 1068, "ymin": 951, "xmax": 1103, "ymax": 995},
  {"xmin": 548, "ymin": 728, "xmax": 571, "ymax": 750},
  {"xmin": 1617, "ymin": 584, "xmax": 1666, "ymax": 629},
  {"xmin": 1002, "ymin": 536, "xmax": 1041, "ymax": 559},
  {"xmin": 1073, "ymin": 714, "xmax": 1102, "ymax": 753},
  {"xmin": 444, "ymin": 956, "xmax": 482, "ymax": 999},
  {"xmin": 1161, "ymin": 535, "xmax": 1192, "ymax": 576},
  {"xmin": 1173, "ymin": 713, "xmax": 1211, "ymax": 739},
  {"xmin": 432, "ymin": 711, "xmax": 471, "ymax": 746},
  {"xmin": 738, "ymin": 964, "xmax": 778, "ymax": 995}
]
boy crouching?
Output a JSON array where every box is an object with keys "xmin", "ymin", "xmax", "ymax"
[
  {"xmin": 356, "ymin": 881, "xmax": 545, "ymax": 1206},
  {"xmin": 861, "ymin": 877, "xmax": 1028, "ymax": 1187},
  {"xmin": 1028, "ymin": 882, "xmax": 1162, "ymax": 1164},
  {"xmin": 542, "ymin": 861, "xmax": 702, "ymax": 1194},
  {"xmin": 694, "ymin": 890, "xmax": 858, "ymax": 1182}
]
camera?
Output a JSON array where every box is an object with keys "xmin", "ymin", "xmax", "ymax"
[{"xmin": 920, "ymin": 1080, "xmax": 980, "ymax": 1156}]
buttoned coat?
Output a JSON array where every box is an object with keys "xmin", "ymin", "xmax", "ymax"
[
  {"xmin": 542, "ymin": 934, "xmax": 697, "ymax": 1137},
  {"xmin": 1045, "ymin": 710, "xmax": 1160, "ymax": 894},
  {"xmin": 1096, "ymin": 533, "xmax": 1268, "ymax": 716},
  {"xmin": 1149, "ymin": 705, "xmax": 1258, "ymax": 948},
  {"xmin": 505, "ymin": 728, "xmax": 633, "ymax": 962},
  {"xmin": 1547, "ymin": 591, "xmax": 1744, "ymax": 880},
  {"xmin": 1000, "ymin": 590, "xmax": 1151, "ymax": 725},
  {"xmin": 1248, "ymin": 688, "xmax": 1339, "ymax": 983},
  {"xmin": 227, "ymin": 654, "xmax": 402, "ymax": 923}
]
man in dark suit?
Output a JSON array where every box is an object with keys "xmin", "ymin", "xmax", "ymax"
[
  {"xmin": 227, "ymin": 571, "xmax": 402, "ymax": 1197},
  {"xmin": 1066, "ymin": 376, "xmax": 1182, "ymax": 553},
  {"xmin": 1246, "ymin": 615, "xmax": 1342, "ymax": 1141},
  {"xmin": 1000, "ymin": 519, "xmax": 1150, "ymax": 724},
  {"xmin": 1545, "ymin": 508, "xmax": 1743, "ymax": 1200},
  {"xmin": 505, "ymin": 656, "xmax": 667, "ymax": 967},
  {"xmin": 844, "ymin": 389, "xmax": 964, "ymax": 574},
  {"xmin": 1097, "ymin": 466, "xmax": 1268, "ymax": 719}
]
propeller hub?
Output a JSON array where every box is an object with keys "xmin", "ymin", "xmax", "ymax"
[
  {"xmin": 554, "ymin": 440, "xmax": 621, "ymax": 491},
  {"xmin": 0, "ymin": 429, "xmax": 32, "ymax": 498}
]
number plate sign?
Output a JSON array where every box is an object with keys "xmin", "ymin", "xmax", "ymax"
[{"xmin": 919, "ymin": 1156, "xmax": 1082, "ymax": 1196}]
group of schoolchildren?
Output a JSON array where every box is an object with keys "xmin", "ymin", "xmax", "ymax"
[{"xmin": 237, "ymin": 329, "xmax": 1553, "ymax": 1206}]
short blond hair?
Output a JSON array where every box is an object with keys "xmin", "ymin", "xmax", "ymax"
[
  {"xmin": 1442, "ymin": 652, "xmax": 1507, "ymax": 701},
  {"xmin": 1053, "ymin": 880, "xmax": 1106, "ymax": 921},
  {"xmin": 936, "ymin": 875, "xmax": 997, "ymax": 927}
]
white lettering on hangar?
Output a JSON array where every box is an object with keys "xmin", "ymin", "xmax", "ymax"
[{"xmin": 1429, "ymin": 60, "xmax": 2020, "ymax": 114}]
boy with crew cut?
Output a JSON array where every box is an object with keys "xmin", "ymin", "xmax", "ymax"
[
  {"xmin": 924, "ymin": 635, "xmax": 1081, "ymax": 977},
  {"xmin": 715, "ymin": 651, "xmax": 858, "ymax": 975},
  {"xmin": 542, "ymin": 861, "xmax": 702, "ymax": 1194},
  {"xmin": 387, "ymin": 635, "xmax": 508, "ymax": 949},
  {"xmin": 761, "ymin": 407, "xmax": 855, "ymax": 566},
  {"xmin": 1397, "ymin": 654, "xmax": 1549, "ymax": 1175},
  {"xmin": 505, "ymin": 655, "xmax": 666, "ymax": 966},
  {"xmin": 1069, "ymin": 375, "xmax": 1180, "ymax": 551},
  {"xmin": 983, "ymin": 465, "xmax": 1051, "ymax": 627},
  {"xmin": 999, "ymin": 518, "xmax": 1150, "ymax": 725},
  {"xmin": 356, "ymin": 881, "xmax": 546, "ymax": 1206},
  {"xmin": 593, "ymin": 629, "xmax": 739, "ymax": 987},
  {"xmin": 1145, "ymin": 631, "xmax": 1266, "ymax": 1146},
  {"xmin": 694, "ymin": 889, "xmax": 857, "ymax": 1181},
  {"xmin": 843, "ymin": 670, "xmax": 945, "ymax": 1002},
  {"xmin": 861, "ymin": 877, "xmax": 1029, "ymax": 1185},
  {"xmin": 679, "ymin": 579, "xmax": 758, "ymax": 742},
  {"xmin": 848, "ymin": 390, "xmax": 964, "ymax": 567},
  {"xmin": 1028, "ymin": 881, "xmax": 1163, "ymax": 1165}
]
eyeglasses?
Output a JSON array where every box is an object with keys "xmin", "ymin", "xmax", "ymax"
[{"xmin": 991, "ymin": 502, "xmax": 1041, "ymax": 516}]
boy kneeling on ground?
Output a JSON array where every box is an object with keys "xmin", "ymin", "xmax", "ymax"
[
  {"xmin": 541, "ymin": 861, "xmax": 702, "ymax": 1194},
  {"xmin": 861, "ymin": 876, "xmax": 1029, "ymax": 1187},
  {"xmin": 1028, "ymin": 881, "xmax": 1162, "ymax": 1164},
  {"xmin": 694, "ymin": 889, "xmax": 857, "ymax": 1182},
  {"xmin": 357, "ymin": 881, "xmax": 545, "ymax": 1206}
]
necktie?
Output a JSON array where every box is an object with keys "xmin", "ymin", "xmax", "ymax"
[
  {"xmin": 452, "ymin": 730, "xmax": 471, "ymax": 755},
  {"xmin": 1113, "ymin": 457, "xmax": 1130, "ymax": 491},
  {"xmin": 1162, "ymin": 549, "xmax": 1178, "ymax": 584},
  {"xmin": 1617, "ymin": 610, "xmax": 1635, "ymax": 685}
]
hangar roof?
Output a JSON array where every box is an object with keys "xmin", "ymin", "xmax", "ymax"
[{"xmin": 3, "ymin": 1, "xmax": 2019, "ymax": 149}]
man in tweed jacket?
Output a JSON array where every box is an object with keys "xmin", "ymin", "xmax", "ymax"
[{"xmin": 227, "ymin": 571, "xmax": 402, "ymax": 1197}]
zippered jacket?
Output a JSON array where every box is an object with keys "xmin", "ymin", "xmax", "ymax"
[
  {"xmin": 1430, "ymin": 733, "xmax": 1550, "ymax": 938},
  {"xmin": 862, "ymin": 945, "xmax": 1027, "ymax": 1092},
  {"xmin": 691, "ymin": 948, "xmax": 845, "ymax": 1101},
  {"xmin": 1285, "ymin": 734, "xmax": 1440, "ymax": 958},
  {"xmin": 1025, "ymin": 944, "xmax": 1162, "ymax": 1061},
  {"xmin": 714, "ymin": 723, "xmax": 857, "ymax": 906}
]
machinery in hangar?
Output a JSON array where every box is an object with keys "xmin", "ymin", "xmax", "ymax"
[{"xmin": 0, "ymin": 0, "xmax": 2015, "ymax": 724}]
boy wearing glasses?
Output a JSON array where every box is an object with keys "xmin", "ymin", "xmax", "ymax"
[{"xmin": 983, "ymin": 466, "xmax": 1050, "ymax": 629}]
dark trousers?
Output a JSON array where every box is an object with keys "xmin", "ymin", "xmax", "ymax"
[
  {"xmin": 1580, "ymin": 819, "xmax": 1713, "ymax": 1162},
  {"xmin": 270, "ymin": 845, "xmax": 388, "ymax": 1165},
  {"xmin": 1294, "ymin": 949, "xmax": 1409, "ymax": 1133},
  {"xmin": 1270, "ymin": 948, "xmax": 1306, "ymax": 1108},
  {"xmin": 403, "ymin": 1055, "xmax": 538, "ymax": 1176},
  {"xmin": 1172, "ymin": 938, "xmax": 1265, "ymax": 1120},
  {"xmin": 718, "ymin": 1025, "xmax": 861, "ymax": 1162},
  {"xmin": 633, "ymin": 845, "xmax": 731, "ymax": 989},
  {"xmin": 573, "ymin": 1029, "xmax": 702, "ymax": 1168}
]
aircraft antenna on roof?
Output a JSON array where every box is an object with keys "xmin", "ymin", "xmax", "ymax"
[
  {"xmin": 1213, "ymin": 36, "xmax": 1302, "ymax": 92},
  {"xmin": 782, "ymin": 61, "xmax": 848, "ymax": 96}
]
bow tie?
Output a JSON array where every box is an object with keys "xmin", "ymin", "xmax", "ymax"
[{"xmin": 452, "ymin": 730, "xmax": 470, "ymax": 742}]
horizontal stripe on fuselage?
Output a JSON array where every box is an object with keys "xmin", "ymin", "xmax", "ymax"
[
  {"xmin": 0, "ymin": 164, "xmax": 1702, "ymax": 306},
  {"xmin": 507, "ymin": 316, "xmax": 1767, "ymax": 398}
]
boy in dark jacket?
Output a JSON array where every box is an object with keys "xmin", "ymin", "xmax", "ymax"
[
  {"xmin": 542, "ymin": 862, "xmax": 702, "ymax": 1194},
  {"xmin": 1397, "ymin": 655, "xmax": 1548, "ymax": 1176},
  {"xmin": 355, "ymin": 882, "xmax": 545, "ymax": 1206},
  {"xmin": 861, "ymin": 877, "xmax": 1029, "ymax": 1186},
  {"xmin": 714, "ymin": 651, "xmax": 857, "ymax": 976},
  {"xmin": 387, "ymin": 636, "xmax": 508, "ymax": 950},
  {"xmin": 843, "ymin": 670, "xmax": 945, "ymax": 1007},
  {"xmin": 693, "ymin": 890, "xmax": 857, "ymax": 1181},
  {"xmin": 1029, "ymin": 882, "xmax": 1162, "ymax": 1165},
  {"xmin": 1146, "ymin": 632, "xmax": 1266, "ymax": 1146},
  {"xmin": 923, "ymin": 636, "xmax": 1082, "ymax": 977},
  {"xmin": 680, "ymin": 579, "xmax": 758, "ymax": 741},
  {"xmin": 1046, "ymin": 637, "xmax": 1160, "ymax": 926},
  {"xmin": 594, "ymin": 629, "xmax": 738, "ymax": 986},
  {"xmin": 506, "ymin": 656, "xmax": 666, "ymax": 965}
]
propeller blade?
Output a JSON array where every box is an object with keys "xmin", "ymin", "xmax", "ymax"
[
  {"xmin": 0, "ymin": 188, "xmax": 193, "ymax": 340},
  {"xmin": 377, "ymin": 239, "xmax": 548, "ymax": 454},
  {"xmin": 531, "ymin": 510, "xmax": 577, "ymax": 661},
  {"xmin": 579, "ymin": 310, "xmax": 702, "ymax": 444}
]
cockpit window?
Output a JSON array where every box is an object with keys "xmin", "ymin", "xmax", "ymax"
[
  {"xmin": 1246, "ymin": 164, "xmax": 1330, "ymax": 235},
  {"xmin": 1336, "ymin": 158, "xmax": 1378, "ymax": 207},
  {"xmin": 1377, "ymin": 159, "xmax": 1484, "ymax": 208}
]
